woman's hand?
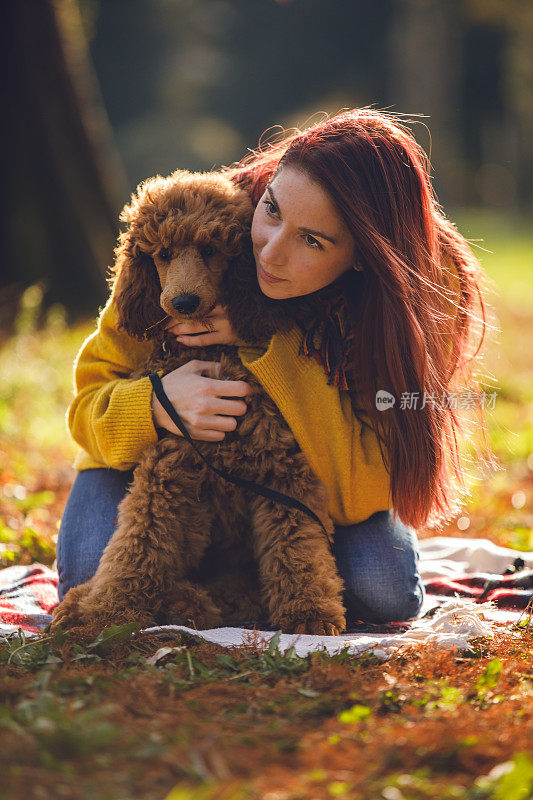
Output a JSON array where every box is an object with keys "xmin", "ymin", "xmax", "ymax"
[
  {"xmin": 151, "ymin": 359, "xmax": 252, "ymax": 441},
  {"xmin": 165, "ymin": 304, "xmax": 247, "ymax": 347}
]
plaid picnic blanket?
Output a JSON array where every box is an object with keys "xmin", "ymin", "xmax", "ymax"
[
  {"xmin": 1, "ymin": 537, "xmax": 532, "ymax": 644},
  {"xmin": 0, "ymin": 563, "xmax": 59, "ymax": 636},
  {"xmin": 424, "ymin": 569, "xmax": 533, "ymax": 609}
]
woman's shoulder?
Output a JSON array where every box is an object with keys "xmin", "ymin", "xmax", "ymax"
[
  {"xmin": 76, "ymin": 292, "xmax": 153, "ymax": 370},
  {"xmin": 238, "ymin": 325, "xmax": 308, "ymax": 375}
]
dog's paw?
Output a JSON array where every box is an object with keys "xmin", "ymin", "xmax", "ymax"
[
  {"xmin": 272, "ymin": 604, "xmax": 347, "ymax": 636},
  {"xmin": 291, "ymin": 619, "xmax": 345, "ymax": 636},
  {"xmin": 276, "ymin": 617, "xmax": 346, "ymax": 636},
  {"xmin": 166, "ymin": 600, "xmax": 223, "ymax": 630},
  {"xmin": 89, "ymin": 607, "xmax": 157, "ymax": 629},
  {"xmin": 165, "ymin": 584, "xmax": 224, "ymax": 630},
  {"xmin": 51, "ymin": 583, "xmax": 156, "ymax": 633},
  {"xmin": 50, "ymin": 609, "xmax": 79, "ymax": 633},
  {"xmin": 50, "ymin": 588, "xmax": 87, "ymax": 632}
]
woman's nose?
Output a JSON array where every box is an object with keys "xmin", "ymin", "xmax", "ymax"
[{"xmin": 260, "ymin": 231, "xmax": 286, "ymax": 267}]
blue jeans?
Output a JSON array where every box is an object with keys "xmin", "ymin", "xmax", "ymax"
[{"xmin": 56, "ymin": 468, "xmax": 425, "ymax": 624}]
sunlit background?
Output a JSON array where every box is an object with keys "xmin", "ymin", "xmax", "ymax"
[{"xmin": 2, "ymin": 0, "xmax": 532, "ymax": 319}]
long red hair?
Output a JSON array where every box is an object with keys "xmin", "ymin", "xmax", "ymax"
[{"xmin": 221, "ymin": 108, "xmax": 499, "ymax": 530}]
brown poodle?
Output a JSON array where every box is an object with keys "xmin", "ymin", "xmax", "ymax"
[{"xmin": 51, "ymin": 169, "xmax": 347, "ymax": 635}]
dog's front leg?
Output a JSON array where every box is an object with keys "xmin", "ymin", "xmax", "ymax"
[
  {"xmin": 52, "ymin": 443, "xmax": 221, "ymax": 631},
  {"xmin": 251, "ymin": 498, "xmax": 346, "ymax": 635}
]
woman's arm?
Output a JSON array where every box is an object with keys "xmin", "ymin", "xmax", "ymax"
[
  {"xmin": 68, "ymin": 297, "xmax": 252, "ymax": 470},
  {"xmin": 68, "ymin": 297, "xmax": 158, "ymax": 470}
]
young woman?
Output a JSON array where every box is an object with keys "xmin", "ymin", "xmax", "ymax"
[{"xmin": 57, "ymin": 108, "xmax": 495, "ymax": 625}]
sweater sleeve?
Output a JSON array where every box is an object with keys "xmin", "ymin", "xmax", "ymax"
[{"xmin": 68, "ymin": 295, "xmax": 159, "ymax": 471}]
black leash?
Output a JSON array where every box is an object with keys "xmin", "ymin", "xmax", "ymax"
[{"xmin": 148, "ymin": 372, "xmax": 334, "ymax": 552}]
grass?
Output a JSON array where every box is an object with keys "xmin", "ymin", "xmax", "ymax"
[
  {"xmin": 1, "ymin": 622, "xmax": 532, "ymax": 799},
  {"xmin": 0, "ymin": 209, "xmax": 532, "ymax": 799}
]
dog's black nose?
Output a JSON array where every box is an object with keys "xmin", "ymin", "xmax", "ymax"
[{"xmin": 171, "ymin": 294, "xmax": 200, "ymax": 313}]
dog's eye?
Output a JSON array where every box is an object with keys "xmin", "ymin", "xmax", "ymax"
[
  {"xmin": 201, "ymin": 245, "xmax": 214, "ymax": 258},
  {"xmin": 158, "ymin": 247, "xmax": 172, "ymax": 261}
]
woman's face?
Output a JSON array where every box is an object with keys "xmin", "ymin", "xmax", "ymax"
[{"xmin": 251, "ymin": 166, "xmax": 356, "ymax": 299}]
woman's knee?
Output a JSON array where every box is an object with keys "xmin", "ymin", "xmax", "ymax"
[
  {"xmin": 343, "ymin": 578, "xmax": 425, "ymax": 624},
  {"xmin": 57, "ymin": 468, "xmax": 134, "ymax": 601},
  {"xmin": 334, "ymin": 509, "xmax": 425, "ymax": 623}
]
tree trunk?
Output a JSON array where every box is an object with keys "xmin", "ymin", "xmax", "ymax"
[
  {"xmin": 1, "ymin": 0, "xmax": 129, "ymax": 326},
  {"xmin": 387, "ymin": 0, "xmax": 466, "ymax": 206}
]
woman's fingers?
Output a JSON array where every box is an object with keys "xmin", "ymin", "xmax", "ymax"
[
  {"xmin": 170, "ymin": 322, "xmax": 217, "ymax": 337},
  {"xmin": 153, "ymin": 360, "xmax": 252, "ymax": 441},
  {"xmin": 165, "ymin": 305, "xmax": 222, "ymax": 335},
  {"xmin": 208, "ymin": 398, "xmax": 249, "ymax": 416},
  {"xmin": 165, "ymin": 305, "xmax": 247, "ymax": 346},
  {"xmin": 188, "ymin": 360, "xmax": 222, "ymax": 378},
  {"xmin": 201, "ymin": 415, "xmax": 239, "ymax": 432},
  {"xmin": 189, "ymin": 429, "xmax": 226, "ymax": 442},
  {"xmin": 182, "ymin": 362, "xmax": 252, "ymax": 400},
  {"xmin": 207, "ymin": 377, "xmax": 252, "ymax": 398},
  {"xmin": 187, "ymin": 362, "xmax": 252, "ymax": 398},
  {"xmin": 175, "ymin": 332, "xmax": 218, "ymax": 346}
]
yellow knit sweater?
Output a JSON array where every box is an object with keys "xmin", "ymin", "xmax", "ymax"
[{"xmin": 68, "ymin": 265, "xmax": 460, "ymax": 526}]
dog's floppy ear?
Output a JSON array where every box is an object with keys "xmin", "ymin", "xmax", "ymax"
[
  {"xmin": 108, "ymin": 196, "xmax": 163, "ymax": 341},
  {"xmin": 110, "ymin": 231, "xmax": 162, "ymax": 340}
]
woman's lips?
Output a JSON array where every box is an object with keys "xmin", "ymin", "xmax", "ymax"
[{"xmin": 258, "ymin": 262, "xmax": 286, "ymax": 284}]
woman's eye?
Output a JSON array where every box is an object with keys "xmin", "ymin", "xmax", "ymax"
[
  {"xmin": 303, "ymin": 233, "xmax": 322, "ymax": 249},
  {"xmin": 201, "ymin": 245, "xmax": 214, "ymax": 258},
  {"xmin": 159, "ymin": 247, "xmax": 172, "ymax": 261},
  {"xmin": 263, "ymin": 199, "xmax": 278, "ymax": 216}
]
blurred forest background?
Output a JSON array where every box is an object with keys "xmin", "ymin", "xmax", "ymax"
[{"xmin": 2, "ymin": 0, "xmax": 532, "ymax": 323}]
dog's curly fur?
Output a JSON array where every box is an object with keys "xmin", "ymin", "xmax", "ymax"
[{"xmin": 51, "ymin": 169, "xmax": 347, "ymax": 635}]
